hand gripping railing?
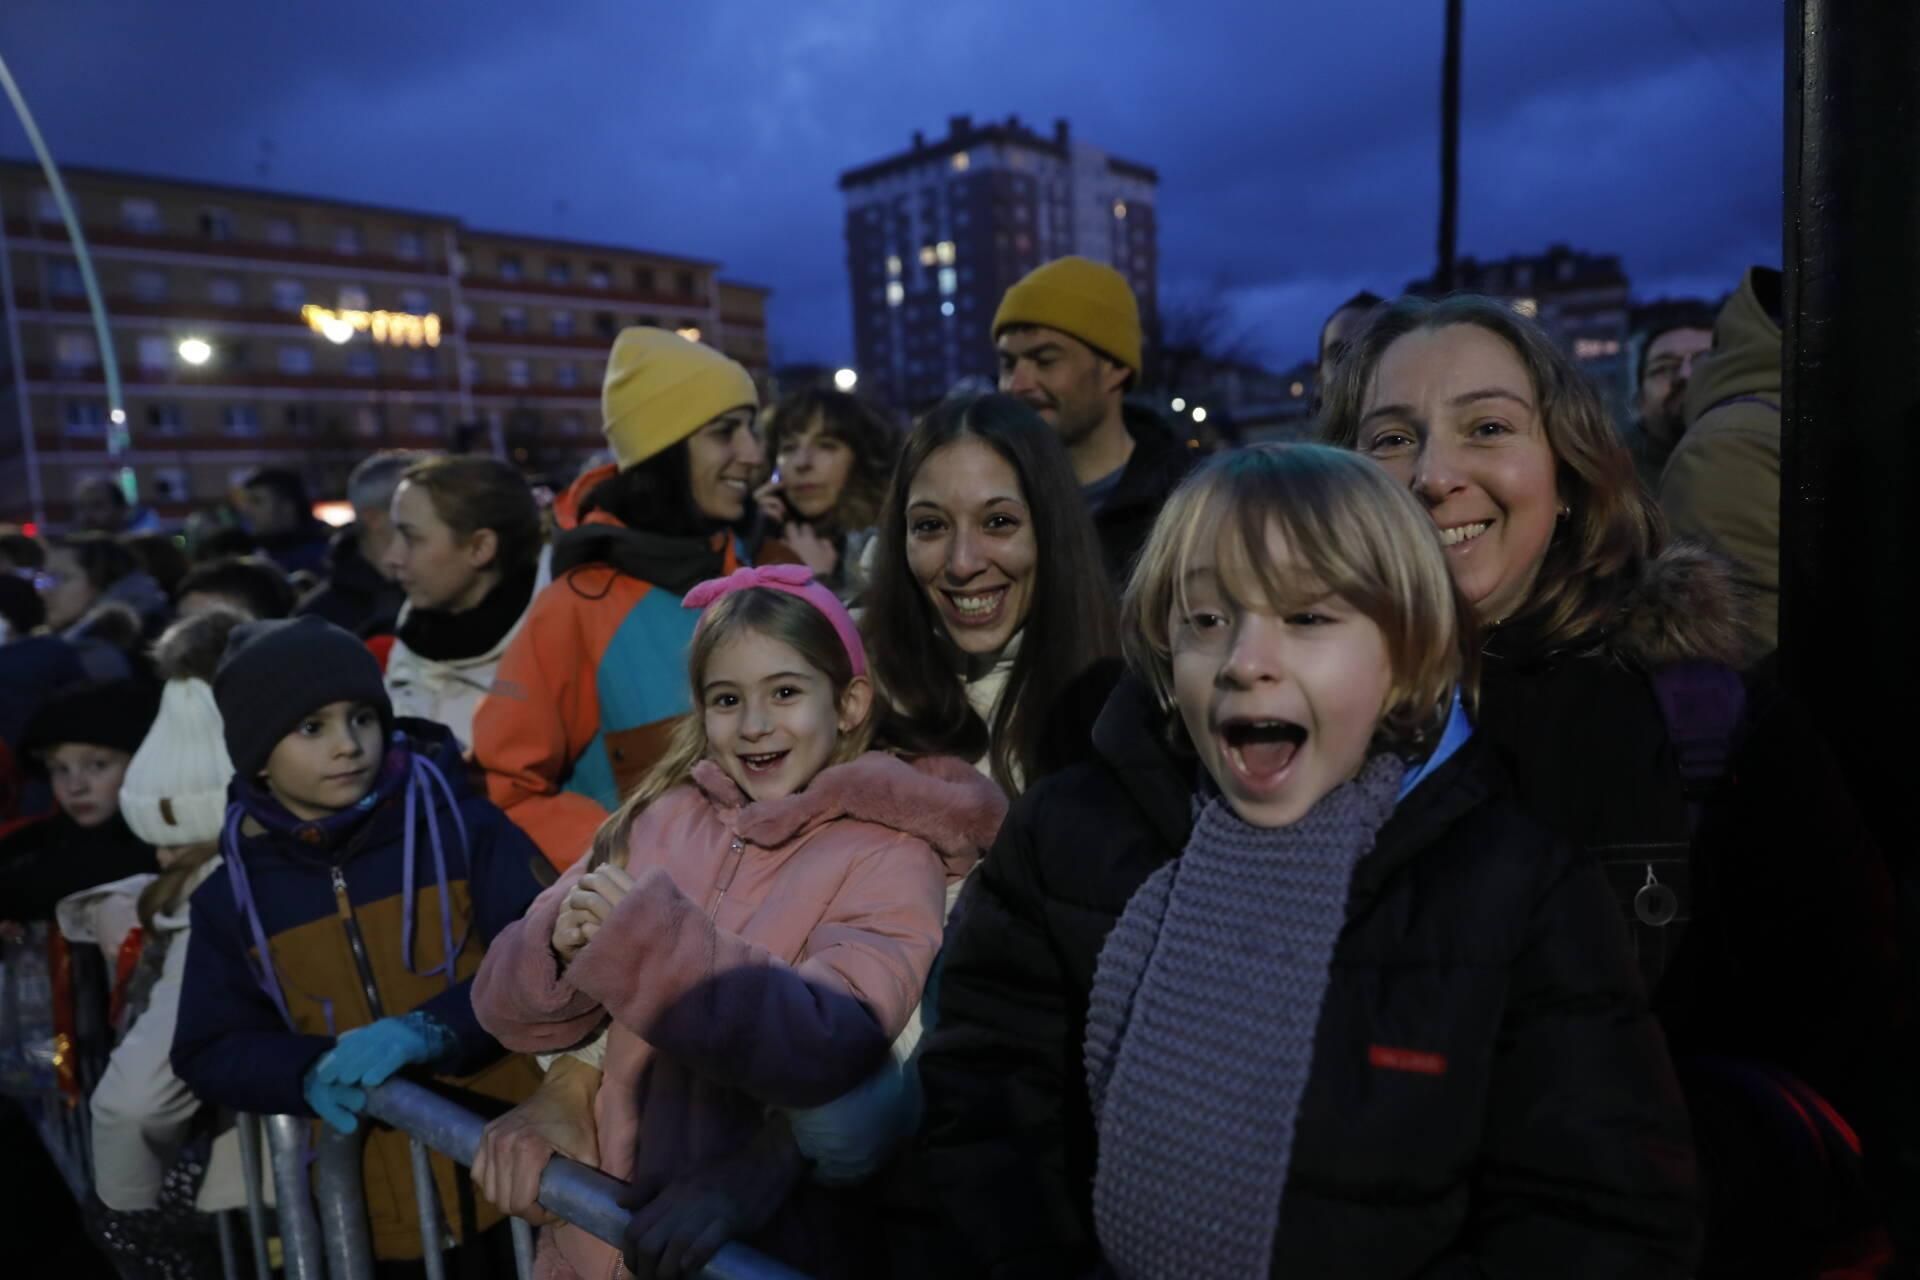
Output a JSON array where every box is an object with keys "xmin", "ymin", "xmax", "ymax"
[{"xmin": 252, "ymin": 1078, "xmax": 810, "ymax": 1280}]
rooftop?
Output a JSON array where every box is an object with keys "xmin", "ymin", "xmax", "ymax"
[{"xmin": 838, "ymin": 114, "xmax": 1158, "ymax": 189}]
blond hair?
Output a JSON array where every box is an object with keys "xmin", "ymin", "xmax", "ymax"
[
  {"xmin": 584, "ymin": 587, "xmax": 877, "ymax": 869},
  {"xmin": 1319, "ymin": 294, "xmax": 1665, "ymax": 658},
  {"xmin": 1122, "ymin": 443, "xmax": 1473, "ymax": 755}
]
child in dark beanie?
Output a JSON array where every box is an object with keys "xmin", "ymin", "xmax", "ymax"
[{"xmin": 169, "ymin": 615, "xmax": 547, "ymax": 1273}]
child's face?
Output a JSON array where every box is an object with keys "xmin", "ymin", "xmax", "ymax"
[
  {"xmin": 701, "ymin": 629, "xmax": 872, "ymax": 804},
  {"xmin": 1170, "ymin": 526, "xmax": 1394, "ymax": 829},
  {"xmin": 44, "ymin": 743, "xmax": 131, "ymax": 829},
  {"xmin": 262, "ymin": 700, "xmax": 386, "ymax": 821}
]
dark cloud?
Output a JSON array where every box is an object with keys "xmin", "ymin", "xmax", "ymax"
[{"xmin": 1, "ymin": 0, "xmax": 1781, "ymax": 370}]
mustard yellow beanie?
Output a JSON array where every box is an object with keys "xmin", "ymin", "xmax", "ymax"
[
  {"xmin": 601, "ymin": 327, "xmax": 760, "ymax": 470},
  {"xmin": 992, "ymin": 256, "xmax": 1142, "ymax": 375}
]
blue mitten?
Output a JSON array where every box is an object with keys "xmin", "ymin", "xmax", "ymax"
[{"xmin": 309, "ymin": 1011, "xmax": 459, "ymax": 1105}]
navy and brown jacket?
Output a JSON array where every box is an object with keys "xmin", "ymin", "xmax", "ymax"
[{"xmin": 170, "ymin": 721, "xmax": 546, "ymax": 1260}]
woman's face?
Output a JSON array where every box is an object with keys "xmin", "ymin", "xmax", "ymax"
[
  {"xmin": 904, "ymin": 438, "xmax": 1038, "ymax": 657},
  {"xmin": 1355, "ymin": 324, "xmax": 1560, "ymax": 624},
  {"xmin": 384, "ymin": 481, "xmax": 495, "ymax": 613},
  {"xmin": 686, "ymin": 409, "xmax": 766, "ymax": 523},
  {"xmin": 776, "ymin": 415, "xmax": 856, "ymax": 522},
  {"xmin": 39, "ymin": 547, "xmax": 99, "ymax": 630}
]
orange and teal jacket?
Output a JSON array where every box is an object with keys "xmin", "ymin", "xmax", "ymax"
[{"xmin": 469, "ymin": 463, "xmax": 746, "ymax": 870}]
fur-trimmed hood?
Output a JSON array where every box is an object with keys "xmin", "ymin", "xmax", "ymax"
[
  {"xmin": 689, "ymin": 750, "xmax": 1006, "ymax": 880},
  {"xmin": 1606, "ymin": 540, "xmax": 1754, "ymax": 670},
  {"xmin": 154, "ymin": 606, "xmax": 250, "ymax": 683}
]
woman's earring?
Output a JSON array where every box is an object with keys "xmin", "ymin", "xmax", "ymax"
[{"xmin": 1556, "ymin": 503, "xmax": 1571, "ymax": 520}]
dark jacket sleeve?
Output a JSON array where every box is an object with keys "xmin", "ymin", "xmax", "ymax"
[
  {"xmin": 169, "ymin": 870, "xmax": 334, "ymax": 1117},
  {"xmin": 1419, "ymin": 851, "xmax": 1701, "ymax": 1278},
  {"xmin": 902, "ymin": 806, "xmax": 1099, "ymax": 1279},
  {"xmin": 416, "ymin": 800, "xmax": 551, "ymax": 1077}
]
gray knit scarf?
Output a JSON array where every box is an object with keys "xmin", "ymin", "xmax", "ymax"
[{"xmin": 1085, "ymin": 753, "xmax": 1406, "ymax": 1279}]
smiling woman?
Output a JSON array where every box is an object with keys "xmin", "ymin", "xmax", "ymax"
[
  {"xmin": 862, "ymin": 393, "xmax": 1121, "ymax": 794},
  {"xmin": 469, "ymin": 327, "xmax": 766, "ymax": 868}
]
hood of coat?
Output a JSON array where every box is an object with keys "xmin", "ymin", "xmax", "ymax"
[
  {"xmin": 1607, "ymin": 540, "xmax": 1755, "ymax": 670},
  {"xmin": 688, "ymin": 750, "xmax": 1007, "ymax": 878},
  {"xmin": 1685, "ymin": 266, "xmax": 1781, "ymax": 426}
]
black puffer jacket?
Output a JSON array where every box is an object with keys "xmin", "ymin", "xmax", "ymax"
[
  {"xmin": 904, "ymin": 676, "xmax": 1699, "ymax": 1278},
  {"xmin": 1091, "ymin": 407, "xmax": 1194, "ymax": 590}
]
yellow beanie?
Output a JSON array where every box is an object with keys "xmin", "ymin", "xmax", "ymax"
[
  {"xmin": 992, "ymin": 256, "xmax": 1142, "ymax": 375},
  {"xmin": 601, "ymin": 327, "xmax": 760, "ymax": 470}
]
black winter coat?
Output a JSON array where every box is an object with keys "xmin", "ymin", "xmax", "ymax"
[
  {"xmin": 297, "ymin": 526, "xmax": 405, "ymax": 637},
  {"xmin": 903, "ymin": 676, "xmax": 1700, "ymax": 1279},
  {"xmin": 1090, "ymin": 408, "xmax": 1193, "ymax": 591}
]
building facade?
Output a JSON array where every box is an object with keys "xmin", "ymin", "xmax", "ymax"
[
  {"xmin": 1409, "ymin": 244, "xmax": 1633, "ymax": 420},
  {"xmin": 0, "ymin": 162, "xmax": 770, "ymax": 525},
  {"xmin": 839, "ymin": 116, "xmax": 1158, "ymax": 411}
]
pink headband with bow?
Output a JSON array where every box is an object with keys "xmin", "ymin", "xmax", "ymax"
[{"xmin": 681, "ymin": 563, "xmax": 867, "ymax": 678}]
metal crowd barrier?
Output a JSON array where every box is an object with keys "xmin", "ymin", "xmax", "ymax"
[{"xmin": 238, "ymin": 1077, "xmax": 810, "ymax": 1280}]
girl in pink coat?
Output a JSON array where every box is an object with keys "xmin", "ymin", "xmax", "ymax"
[{"xmin": 471, "ymin": 565, "xmax": 1005, "ymax": 1279}]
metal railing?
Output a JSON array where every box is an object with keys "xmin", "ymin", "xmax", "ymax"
[{"xmin": 241, "ymin": 1078, "xmax": 809, "ymax": 1280}]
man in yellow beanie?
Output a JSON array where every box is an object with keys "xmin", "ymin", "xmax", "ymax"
[{"xmin": 993, "ymin": 256, "xmax": 1192, "ymax": 587}]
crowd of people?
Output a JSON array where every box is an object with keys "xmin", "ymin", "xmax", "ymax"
[{"xmin": 0, "ymin": 252, "xmax": 1901, "ymax": 1280}]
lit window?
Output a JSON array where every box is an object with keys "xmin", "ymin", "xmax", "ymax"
[
  {"xmin": 886, "ymin": 255, "xmax": 902, "ymax": 277},
  {"xmin": 498, "ymin": 255, "xmax": 523, "ymax": 282},
  {"xmin": 503, "ymin": 358, "xmax": 529, "ymax": 387},
  {"xmin": 278, "ymin": 345, "xmax": 314, "ymax": 375},
  {"xmin": 394, "ymin": 230, "xmax": 424, "ymax": 260},
  {"xmin": 138, "ymin": 336, "xmax": 172, "ymax": 372},
  {"xmin": 1290, "ymin": 381, "xmax": 1305, "ymax": 398},
  {"xmin": 273, "ymin": 279, "xmax": 306, "ymax": 311},
  {"xmin": 588, "ymin": 263, "xmax": 611, "ymax": 289},
  {"xmin": 941, "ymin": 301, "xmax": 956, "ymax": 317},
  {"xmin": 408, "ymin": 351, "xmax": 435, "ymax": 380},
  {"xmin": 338, "ymin": 285, "xmax": 370, "ymax": 311},
  {"xmin": 936, "ymin": 241, "xmax": 956, "ymax": 265},
  {"xmin": 555, "ymin": 363, "xmax": 579, "ymax": 389},
  {"xmin": 399, "ymin": 288, "xmax": 430, "ymax": 313},
  {"xmin": 676, "ymin": 326, "xmax": 703, "ymax": 344},
  {"xmin": 919, "ymin": 245, "xmax": 937, "ymax": 267},
  {"xmin": 54, "ymin": 332, "xmax": 97, "ymax": 375},
  {"xmin": 886, "ymin": 282, "xmax": 905, "ymax": 307},
  {"xmin": 1113, "ymin": 200, "xmax": 1128, "ymax": 220},
  {"xmin": 501, "ymin": 306, "xmax": 528, "ymax": 335},
  {"xmin": 938, "ymin": 267, "xmax": 958, "ymax": 295},
  {"xmin": 334, "ymin": 224, "xmax": 364, "ymax": 254},
  {"xmin": 121, "ymin": 199, "xmax": 161, "ymax": 233},
  {"xmin": 208, "ymin": 277, "xmax": 243, "ymax": 306},
  {"xmin": 222, "ymin": 405, "xmax": 261, "ymax": 436},
  {"xmin": 1512, "ymin": 297, "xmax": 1539, "ymax": 318},
  {"xmin": 952, "ymin": 152, "xmax": 971, "ymax": 172},
  {"xmin": 551, "ymin": 310, "xmax": 575, "ymax": 337}
]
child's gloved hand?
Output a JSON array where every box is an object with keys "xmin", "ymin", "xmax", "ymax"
[{"xmin": 304, "ymin": 1011, "xmax": 459, "ymax": 1132}]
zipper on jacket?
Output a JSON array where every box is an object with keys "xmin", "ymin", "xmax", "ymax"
[
  {"xmin": 331, "ymin": 863, "xmax": 386, "ymax": 1020},
  {"xmin": 707, "ymin": 837, "xmax": 745, "ymax": 915}
]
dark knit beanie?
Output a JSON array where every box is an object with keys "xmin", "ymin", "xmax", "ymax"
[
  {"xmin": 0, "ymin": 574, "xmax": 45, "ymax": 637},
  {"xmin": 21, "ymin": 679, "xmax": 162, "ymax": 760},
  {"xmin": 214, "ymin": 615, "xmax": 392, "ymax": 778}
]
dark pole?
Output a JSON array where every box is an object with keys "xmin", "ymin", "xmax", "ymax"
[
  {"xmin": 1437, "ymin": 0, "xmax": 1463, "ymax": 291},
  {"xmin": 1782, "ymin": 0, "xmax": 1920, "ymax": 858}
]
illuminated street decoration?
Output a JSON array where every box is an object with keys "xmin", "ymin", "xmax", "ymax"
[{"xmin": 301, "ymin": 304, "xmax": 442, "ymax": 348}]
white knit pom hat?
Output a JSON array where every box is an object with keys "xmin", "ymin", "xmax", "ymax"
[{"xmin": 119, "ymin": 678, "xmax": 235, "ymax": 848}]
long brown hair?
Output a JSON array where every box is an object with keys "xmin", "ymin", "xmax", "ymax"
[
  {"xmin": 862, "ymin": 394, "xmax": 1119, "ymax": 793},
  {"xmin": 583, "ymin": 587, "xmax": 876, "ymax": 869},
  {"xmin": 765, "ymin": 389, "xmax": 898, "ymax": 536},
  {"xmin": 1318, "ymin": 294, "xmax": 1664, "ymax": 658}
]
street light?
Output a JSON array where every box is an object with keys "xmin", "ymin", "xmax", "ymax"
[
  {"xmin": 322, "ymin": 316, "xmax": 354, "ymax": 344},
  {"xmin": 833, "ymin": 367, "xmax": 858, "ymax": 392},
  {"xmin": 178, "ymin": 337, "xmax": 212, "ymax": 366},
  {"xmin": 1171, "ymin": 397, "xmax": 1186, "ymax": 412},
  {"xmin": 1192, "ymin": 406, "xmax": 1208, "ymax": 424}
]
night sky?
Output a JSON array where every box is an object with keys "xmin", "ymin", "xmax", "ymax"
[{"xmin": 0, "ymin": 0, "xmax": 1781, "ymax": 371}]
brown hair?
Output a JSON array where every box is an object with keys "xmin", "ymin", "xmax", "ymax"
[
  {"xmin": 1124, "ymin": 444, "xmax": 1472, "ymax": 756},
  {"xmin": 398, "ymin": 456, "xmax": 544, "ymax": 575},
  {"xmin": 584, "ymin": 587, "xmax": 876, "ymax": 869},
  {"xmin": 765, "ymin": 389, "xmax": 898, "ymax": 536},
  {"xmin": 1319, "ymin": 294, "xmax": 1664, "ymax": 658}
]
